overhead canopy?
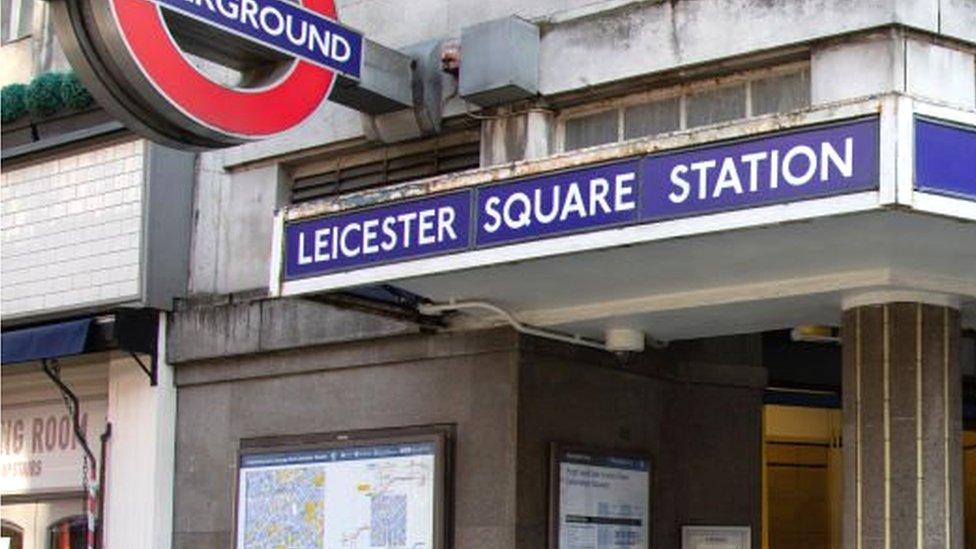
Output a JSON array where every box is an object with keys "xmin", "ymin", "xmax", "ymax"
[
  {"xmin": 385, "ymin": 210, "xmax": 976, "ymax": 341},
  {"xmin": 1, "ymin": 318, "xmax": 93, "ymax": 365}
]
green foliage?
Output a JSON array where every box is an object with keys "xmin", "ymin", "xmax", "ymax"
[
  {"xmin": 1, "ymin": 83, "xmax": 29, "ymax": 124},
  {"xmin": 25, "ymin": 72, "xmax": 66, "ymax": 118},
  {"xmin": 1, "ymin": 72, "xmax": 95, "ymax": 124},
  {"xmin": 60, "ymin": 72, "xmax": 95, "ymax": 110}
]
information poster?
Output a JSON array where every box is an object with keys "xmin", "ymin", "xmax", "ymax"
[
  {"xmin": 681, "ymin": 526, "xmax": 751, "ymax": 549},
  {"xmin": 237, "ymin": 440, "xmax": 440, "ymax": 549},
  {"xmin": 554, "ymin": 447, "xmax": 651, "ymax": 549}
]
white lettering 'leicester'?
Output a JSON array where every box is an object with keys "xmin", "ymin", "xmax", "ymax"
[{"xmin": 296, "ymin": 205, "xmax": 461, "ymax": 264}]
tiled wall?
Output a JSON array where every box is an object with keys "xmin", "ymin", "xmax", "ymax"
[{"xmin": 1, "ymin": 139, "xmax": 146, "ymax": 318}]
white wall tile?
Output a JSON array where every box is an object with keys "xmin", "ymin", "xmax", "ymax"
[{"xmin": 1, "ymin": 140, "xmax": 146, "ymax": 318}]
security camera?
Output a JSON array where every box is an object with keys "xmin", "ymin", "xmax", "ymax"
[{"xmin": 614, "ymin": 350, "xmax": 636, "ymax": 365}]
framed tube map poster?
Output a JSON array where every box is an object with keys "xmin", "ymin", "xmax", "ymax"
[
  {"xmin": 550, "ymin": 444, "xmax": 652, "ymax": 549},
  {"xmin": 235, "ymin": 431, "xmax": 447, "ymax": 549}
]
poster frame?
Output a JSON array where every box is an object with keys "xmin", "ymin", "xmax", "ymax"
[
  {"xmin": 232, "ymin": 424, "xmax": 453, "ymax": 549},
  {"xmin": 548, "ymin": 442, "xmax": 654, "ymax": 549},
  {"xmin": 680, "ymin": 525, "xmax": 752, "ymax": 549}
]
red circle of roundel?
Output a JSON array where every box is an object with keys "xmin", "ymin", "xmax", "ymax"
[{"xmin": 111, "ymin": 0, "xmax": 336, "ymax": 138}]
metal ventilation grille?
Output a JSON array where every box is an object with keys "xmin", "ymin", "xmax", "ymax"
[{"xmin": 291, "ymin": 139, "xmax": 481, "ymax": 204}]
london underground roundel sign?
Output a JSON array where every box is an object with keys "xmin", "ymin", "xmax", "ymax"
[{"xmin": 50, "ymin": 0, "xmax": 363, "ymax": 149}]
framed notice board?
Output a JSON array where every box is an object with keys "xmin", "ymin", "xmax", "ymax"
[
  {"xmin": 235, "ymin": 427, "xmax": 449, "ymax": 549},
  {"xmin": 549, "ymin": 443, "xmax": 652, "ymax": 549},
  {"xmin": 681, "ymin": 526, "xmax": 751, "ymax": 549}
]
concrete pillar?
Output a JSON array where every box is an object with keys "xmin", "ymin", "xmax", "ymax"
[
  {"xmin": 479, "ymin": 108, "xmax": 554, "ymax": 166},
  {"xmin": 103, "ymin": 312, "xmax": 175, "ymax": 549},
  {"xmin": 842, "ymin": 294, "xmax": 963, "ymax": 549}
]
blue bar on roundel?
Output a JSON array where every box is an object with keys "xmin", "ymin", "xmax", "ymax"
[{"xmin": 151, "ymin": 0, "xmax": 363, "ymax": 78}]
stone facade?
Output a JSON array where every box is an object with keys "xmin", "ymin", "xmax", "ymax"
[{"xmin": 170, "ymin": 324, "xmax": 766, "ymax": 548}]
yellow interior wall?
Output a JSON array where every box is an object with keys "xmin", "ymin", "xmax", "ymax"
[
  {"xmin": 764, "ymin": 405, "xmax": 842, "ymax": 549},
  {"xmin": 765, "ymin": 411, "xmax": 976, "ymax": 549},
  {"xmin": 965, "ymin": 430, "xmax": 976, "ymax": 549}
]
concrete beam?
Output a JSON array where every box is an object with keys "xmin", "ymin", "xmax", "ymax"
[
  {"xmin": 167, "ymin": 298, "xmax": 421, "ymax": 363},
  {"xmin": 329, "ymin": 39, "xmax": 415, "ymax": 115},
  {"xmin": 218, "ymin": 0, "xmax": 976, "ymax": 168}
]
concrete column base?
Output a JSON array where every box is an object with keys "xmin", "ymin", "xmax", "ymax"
[{"xmin": 842, "ymin": 302, "xmax": 963, "ymax": 549}]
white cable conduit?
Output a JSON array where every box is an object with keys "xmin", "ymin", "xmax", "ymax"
[{"xmin": 417, "ymin": 300, "xmax": 610, "ymax": 351}]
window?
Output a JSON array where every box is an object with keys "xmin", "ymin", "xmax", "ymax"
[
  {"xmin": 1, "ymin": 0, "xmax": 33, "ymax": 44},
  {"xmin": 624, "ymin": 97, "xmax": 680, "ymax": 140},
  {"xmin": 686, "ymin": 84, "xmax": 747, "ymax": 128},
  {"xmin": 561, "ymin": 63, "xmax": 811, "ymax": 152},
  {"xmin": 751, "ymin": 69, "xmax": 811, "ymax": 116},
  {"xmin": 290, "ymin": 131, "xmax": 480, "ymax": 204},
  {"xmin": 1, "ymin": 521, "xmax": 24, "ymax": 549},
  {"xmin": 563, "ymin": 109, "xmax": 619, "ymax": 151},
  {"xmin": 47, "ymin": 516, "xmax": 86, "ymax": 549}
]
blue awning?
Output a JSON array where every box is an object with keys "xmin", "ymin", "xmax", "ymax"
[{"xmin": 1, "ymin": 318, "xmax": 93, "ymax": 364}]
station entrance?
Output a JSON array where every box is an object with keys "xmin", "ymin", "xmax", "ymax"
[
  {"xmin": 760, "ymin": 329, "xmax": 976, "ymax": 549},
  {"xmin": 764, "ymin": 405, "xmax": 843, "ymax": 549},
  {"xmin": 763, "ymin": 406, "xmax": 976, "ymax": 549}
]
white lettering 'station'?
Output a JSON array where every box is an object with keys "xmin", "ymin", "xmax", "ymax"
[
  {"xmin": 297, "ymin": 206, "xmax": 459, "ymax": 265},
  {"xmin": 667, "ymin": 138, "xmax": 855, "ymax": 204}
]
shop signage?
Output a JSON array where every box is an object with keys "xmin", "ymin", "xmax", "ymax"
[
  {"xmin": 51, "ymin": 0, "xmax": 362, "ymax": 148},
  {"xmin": 915, "ymin": 117, "xmax": 976, "ymax": 201},
  {"xmin": 284, "ymin": 117, "xmax": 880, "ymax": 280},
  {"xmin": 0, "ymin": 402, "xmax": 107, "ymax": 495}
]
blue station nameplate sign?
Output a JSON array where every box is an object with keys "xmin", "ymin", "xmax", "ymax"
[
  {"xmin": 915, "ymin": 117, "xmax": 976, "ymax": 201},
  {"xmin": 476, "ymin": 160, "xmax": 641, "ymax": 247},
  {"xmin": 286, "ymin": 192, "xmax": 471, "ymax": 279},
  {"xmin": 284, "ymin": 117, "xmax": 880, "ymax": 280}
]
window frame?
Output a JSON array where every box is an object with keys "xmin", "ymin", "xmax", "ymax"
[
  {"xmin": 2, "ymin": 0, "xmax": 34, "ymax": 45},
  {"xmin": 556, "ymin": 60, "xmax": 811, "ymax": 153},
  {"xmin": 1, "ymin": 520, "xmax": 24, "ymax": 549},
  {"xmin": 46, "ymin": 515, "xmax": 87, "ymax": 549}
]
